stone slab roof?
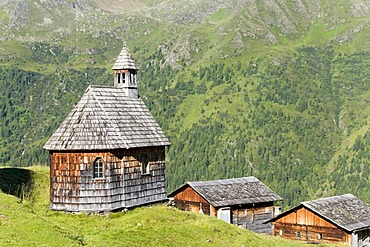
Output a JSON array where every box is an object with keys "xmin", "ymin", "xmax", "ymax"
[
  {"xmin": 268, "ymin": 194, "xmax": 370, "ymax": 232},
  {"xmin": 168, "ymin": 176, "xmax": 282, "ymax": 208},
  {"xmin": 44, "ymin": 85, "xmax": 170, "ymax": 150}
]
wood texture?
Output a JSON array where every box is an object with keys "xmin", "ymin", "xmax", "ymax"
[
  {"xmin": 43, "ymin": 86, "xmax": 170, "ymax": 151},
  {"xmin": 168, "ymin": 177, "xmax": 282, "ymax": 207},
  {"xmin": 170, "ymin": 183, "xmax": 278, "ymax": 234},
  {"xmin": 45, "ymin": 45, "xmax": 170, "ymax": 212},
  {"xmin": 233, "ymin": 204, "xmax": 275, "ymax": 234},
  {"xmin": 269, "ymin": 194, "xmax": 370, "ymax": 246},
  {"xmin": 272, "ymin": 207, "xmax": 352, "ymax": 245},
  {"xmin": 50, "ymin": 146, "xmax": 167, "ymax": 212}
]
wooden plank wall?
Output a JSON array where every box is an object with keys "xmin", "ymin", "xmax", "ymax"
[
  {"xmin": 272, "ymin": 207, "xmax": 350, "ymax": 245},
  {"xmin": 174, "ymin": 200, "xmax": 211, "ymax": 215},
  {"xmin": 273, "ymin": 223, "xmax": 348, "ymax": 244},
  {"xmin": 358, "ymin": 229, "xmax": 370, "ymax": 247},
  {"xmin": 172, "ymin": 187, "xmax": 275, "ymax": 234},
  {"xmin": 49, "ymin": 146, "xmax": 167, "ymax": 212},
  {"xmin": 232, "ymin": 204, "xmax": 274, "ymax": 234},
  {"xmin": 275, "ymin": 207, "xmax": 337, "ymax": 227},
  {"xmin": 173, "ymin": 186, "xmax": 212, "ymax": 215}
]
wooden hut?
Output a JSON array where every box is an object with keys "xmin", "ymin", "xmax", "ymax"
[
  {"xmin": 167, "ymin": 177, "xmax": 282, "ymax": 234},
  {"xmin": 267, "ymin": 194, "xmax": 370, "ymax": 247},
  {"xmin": 43, "ymin": 45, "xmax": 170, "ymax": 212}
]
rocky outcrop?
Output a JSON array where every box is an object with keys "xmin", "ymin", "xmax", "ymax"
[{"xmin": 9, "ymin": 0, "xmax": 29, "ymax": 29}]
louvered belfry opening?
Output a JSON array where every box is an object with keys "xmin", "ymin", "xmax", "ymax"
[{"xmin": 112, "ymin": 45, "xmax": 138, "ymax": 99}]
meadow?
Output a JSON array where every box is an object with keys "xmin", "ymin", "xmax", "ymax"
[{"xmin": 0, "ymin": 166, "xmax": 338, "ymax": 247}]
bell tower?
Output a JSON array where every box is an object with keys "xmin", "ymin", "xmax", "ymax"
[{"xmin": 112, "ymin": 44, "xmax": 138, "ymax": 99}]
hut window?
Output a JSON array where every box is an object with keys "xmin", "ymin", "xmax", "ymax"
[
  {"xmin": 93, "ymin": 158, "xmax": 104, "ymax": 178},
  {"xmin": 318, "ymin": 233, "xmax": 323, "ymax": 240},
  {"xmin": 279, "ymin": 230, "xmax": 283, "ymax": 236},
  {"xmin": 141, "ymin": 154, "xmax": 149, "ymax": 174},
  {"xmin": 117, "ymin": 73, "xmax": 121, "ymax": 84},
  {"xmin": 296, "ymin": 231, "xmax": 301, "ymax": 238}
]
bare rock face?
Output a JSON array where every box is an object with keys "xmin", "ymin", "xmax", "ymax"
[
  {"xmin": 0, "ymin": 0, "xmax": 10, "ymax": 6},
  {"xmin": 349, "ymin": 0, "xmax": 370, "ymax": 17},
  {"xmin": 9, "ymin": 0, "xmax": 29, "ymax": 29}
]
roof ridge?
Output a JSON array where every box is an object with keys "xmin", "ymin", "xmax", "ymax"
[
  {"xmin": 189, "ymin": 176, "xmax": 258, "ymax": 185},
  {"xmin": 90, "ymin": 88, "xmax": 130, "ymax": 149},
  {"xmin": 301, "ymin": 193, "xmax": 354, "ymax": 204}
]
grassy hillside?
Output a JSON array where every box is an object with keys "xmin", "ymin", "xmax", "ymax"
[
  {"xmin": 0, "ymin": 0, "xmax": 370, "ymax": 209},
  {"xmin": 0, "ymin": 166, "xmax": 336, "ymax": 247}
]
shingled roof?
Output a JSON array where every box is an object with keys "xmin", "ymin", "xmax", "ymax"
[
  {"xmin": 268, "ymin": 194, "xmax": 370, "ymax": 232},
  {"xmin": 112, "ymin": 45, "xmax": 137, "ymax": 70},
  {"xmin": 43, "ymin": 85, "xmax": 170, "ymax": 150},
  {"xmin": 168, "ymin": 176, "xmax": 282, "ymax": 207}
]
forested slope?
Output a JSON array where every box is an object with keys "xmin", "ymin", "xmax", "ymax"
[{"xmin": 0, "ymin": 0, "xmax": 370, "ymax": 208}]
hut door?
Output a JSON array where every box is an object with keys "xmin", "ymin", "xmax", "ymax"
[
  {"xmin": 351, "ymin": 232, "xmax": 358, "ymax": 247},
  {"xmin": 218, "ymin": 207, "xmax": 231, "ymax": 223}
]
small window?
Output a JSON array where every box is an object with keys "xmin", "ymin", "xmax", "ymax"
[
  {"xmin": 318, "ymin": 233, "xmax": 323, "ymax": 240},
  {"xmin": 93, "ymin": 158, "xmax": 104, "ymax": 178},
  {"xmin": 141, "ymin": 154, "xmax": 149, "ymax": 174},
  {"xmin": 117, "ymin": 73, "xmax": 121, "ymax": 84},
  {"xmin": 296, "ymin": 231, "xmax": 301, "ymax": 238},
  {"xmin": 279, "ymin": 230, "xmax": 283, "ymax": 236}
]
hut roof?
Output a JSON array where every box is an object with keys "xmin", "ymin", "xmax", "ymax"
[
  {"xmin": 168, "ymin": 176, "xmax": 282, "ymax": 208},
  {"xmin": 43, "ymin": 85, "xmax": 170, "ymax": 150},
  {"xmin": 268, "ymin": 194, "xmax": 370, "ymax": 232},
  {"xmin": 112, "ymin": 46, "xmax": 137, "ymax": 70}
]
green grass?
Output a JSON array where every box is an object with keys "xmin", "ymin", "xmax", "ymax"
[{"xmin": 0, "ymin": 166, "xmax": 338, "ymax": 247}]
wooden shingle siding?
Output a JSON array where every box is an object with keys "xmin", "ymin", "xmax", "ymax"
[
  {"xmin": 50, "ymin": 146, "xmax": 167, "ymax": 211},
  {"xmin": 119, "ymin": 146, "xmax": 166, "ymax": 208}
]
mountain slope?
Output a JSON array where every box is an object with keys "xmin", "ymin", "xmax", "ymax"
[{"xmin": 0, "ymin": 0, "xmax": 370, "ymax": 208}]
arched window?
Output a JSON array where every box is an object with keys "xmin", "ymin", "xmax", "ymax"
[{"xmin": 93, "ymin": 158, "xmax": 104, "ymax": 178}]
